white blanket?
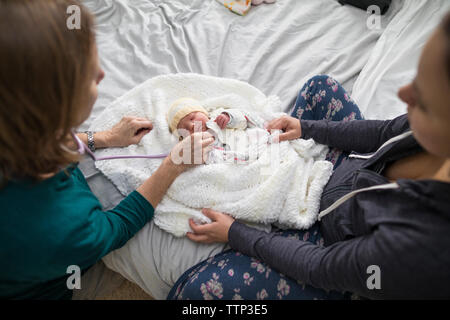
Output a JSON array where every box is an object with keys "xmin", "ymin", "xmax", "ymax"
[{"xmin": 89, "ymin": 73, "xmax": 333, "ymax": 236}]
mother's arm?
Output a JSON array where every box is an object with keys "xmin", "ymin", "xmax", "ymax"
[
  {"xmin": 138, "ymin": 132, "xmax": 214, "ymax": 208},
  {"xmin": 67, "ymin": 132, "xmax": 215, "ymax": 270},
  {"xmin": 267, "ymin": 114, "xmax": 410, "ymax": 154},
  {"xmin": 226, "ymin": 220, "xmax": 419, "ymax": 299},
  {"xmin": 187, "ymin": 209, "xmax": 428, "ymax": 299}
]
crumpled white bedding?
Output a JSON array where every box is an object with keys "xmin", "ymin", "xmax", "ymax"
[
  {"xmin": 352, "ymin": 0, "xmax": 450, "ymax": 120},
  {"xmin": 80, "ymin": 0, "xmax": 402, "ymax": 132},
  {"xmin": 77, "ymin": 0, "xmax": 449, "ymax": 300}
]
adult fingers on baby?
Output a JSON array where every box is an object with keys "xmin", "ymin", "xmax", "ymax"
[
  {"xmin": 206, "ymin": 209, "xmax": 234, "ymax": 225},
  {"xmin": 267, "ymin": 116, "xmax": 301, "ymax": 141},
  {"xmin": 186, "ymin": 232, "xmax": 210, "ymax": 243},
  {"xmin": 190, "ymin": 131, "xmax": 210, "ymax": 140},
  {"xmin": 201, "ymin": 131, "xmax": 214, "ymax": 139},
  {"xmin": 202, "ymin": 146, "xmax": 213, "ymax": 163},
  {"xmin": 188, "ymin": 210, "xmax": 233, "ymax": 243},
  {"xmin": 188, "ymin": 218, "xmax": 210, "ymax": 234},
  {"xmin": 266, "ymin": 117, "xmax": 284, "ymax": 132},
  {"xmin": 192, "ymin": 137, "xmax": 214, "ymax": 155},
  {"xmin": 200, "ymin": 209, "xmax": 232, "ymax": 243},
  {"xmin": 201, "ymin": 208, "xmax": 221, "ymax": 221},
  {"xmin": 178, "ymin": 134, "xmax": 207, "ymax": 165},
  {"xmin": 191, "ymin": 132, "xmax": 214, "ymax": 148},
  {"xmin": 282, "ymin": 117, "xmax": 301, "ymax": 140},
  {"xmin": 201, "ymin": 137, "xmax": 215, "ymax": 148},
  {"xmin": 180, "ymin": 132, "xmax": 214, "ymax": 165},
  {"xmin": 277, "ymin": 131, "xmax": 297, "ymax": 142},
  {"xmin": 264, "ymin": 117, "xmax": 283, "ymax": 131}
]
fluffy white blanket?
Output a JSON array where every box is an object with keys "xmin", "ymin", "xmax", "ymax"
[{"xmin": 89, "ymin": 73, "xmax": 333, "ymax": 237}]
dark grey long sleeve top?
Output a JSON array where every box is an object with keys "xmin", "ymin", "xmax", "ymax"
[{"xmin": 228, "ymin": 114, "xmax": 450, "ymax": 299}]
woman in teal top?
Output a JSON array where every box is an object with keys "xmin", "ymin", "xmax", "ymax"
[{"xmin": 0, "ymin": 0, "xmax": 214, "ymax": 299}]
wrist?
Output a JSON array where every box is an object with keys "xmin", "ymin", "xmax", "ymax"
[
  {"xmin": 163, "ymin": 154, "xmax": 185, "ymax": 176},
  {"xmin": 227, "ymin": 220, "xmax": 240, "ymax": 248},
  {"xmin": 83, "ymin": 131, "xmax": 96, "ymax": 152},
  {"xmin": 94, "ymin": 131, "xmax": 113, "ymax": 149},
  {"xmin": 226, "ymin": 220, "xmax": 237, "ymax": 243},
  {"xmin": 298, "ymin": 119, "xmax": 303, "ymax": 139}
]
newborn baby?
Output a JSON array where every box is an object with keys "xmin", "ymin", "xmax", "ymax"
[
  {"xmin": 166, "ymin": 97, "xmax": 252, "ymax": 135},
  {"xmin": 158, "ymin": 97, "xmax": 333, "ymax": 236},
  {"xmin": 166, "ymin": 97, "xmax": 267, "ymax": 164}
]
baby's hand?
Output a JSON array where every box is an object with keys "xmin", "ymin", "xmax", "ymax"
[{"xmin": 215, "ymin": 113, "xmax": 230, "ymax": 129}]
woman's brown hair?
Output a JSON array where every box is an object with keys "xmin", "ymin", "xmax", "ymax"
[
  {"xmin": 443, "ymin": 11, "xmax": 450, "ymax": 81},
  {"xmin": 0, "ymin": 0, "xmax": 95, "ymax": 185}
]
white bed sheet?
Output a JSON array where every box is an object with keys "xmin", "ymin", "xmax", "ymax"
[
  {"xmin": 352, "ymin": 0, "xmax": 450, "ymax": 120},
  {"xmin": 78, "ymin": 0, "xmax": 407, "ymax": 299},
  {"xmin": 80, "ymin": 0, "xmax": 402, "ymax": 132}
]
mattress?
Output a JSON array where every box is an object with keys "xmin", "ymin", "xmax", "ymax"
[{"xmin": 76, "ymin": 0, "xmax": 448, "ymax": 299}]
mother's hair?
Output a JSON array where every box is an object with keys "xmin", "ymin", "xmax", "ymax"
[
  {"xmin": 444, "ymin": 12, "xmax": 450, "ymax": 80},
  {"xmin": 0, "ymin": 0, "xmax": 95, "ymax": 184}
]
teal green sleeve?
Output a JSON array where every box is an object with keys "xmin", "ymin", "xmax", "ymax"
[
  {"xmin": 0, "ymin": 166, "xmax": 155, "ymax": 299},
  {"xmin": 59, "ymin": 187, "xmax": 154, "ymax": 271}
]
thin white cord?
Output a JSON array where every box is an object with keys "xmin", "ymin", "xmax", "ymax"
[
  {"xmin": 349, "ymin": 131, "xmax": 413, "ymax": 160},
  {"xmin": 318, "ymin": 182, "xmax": 399, "ymax": 221}
]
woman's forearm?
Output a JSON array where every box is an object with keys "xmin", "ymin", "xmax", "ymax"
[
  {"xmin": 300, "ymin": 114, "xmax": 410, "ymax": 154},
  {"xmin": 136, "ymin": 156, "xmax": 184, "ymax": 208}
]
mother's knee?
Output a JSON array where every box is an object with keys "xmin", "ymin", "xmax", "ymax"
[{"xmin": 305, "ymin": 74, "xmax": 332, "ymax": 86}]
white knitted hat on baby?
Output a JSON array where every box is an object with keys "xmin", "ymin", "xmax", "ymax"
[{"xmin": 166, "ymin": 97, "xmax": 209, "ymax": 133}]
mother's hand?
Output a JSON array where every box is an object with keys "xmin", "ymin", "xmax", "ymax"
[
  {"xmin": 169, "ymin": 131, "xmax": 215, "ymax": 170},
  {"xmin": 187, "ymin": 209, "xmax": 235, "ymax": 243},
  {"xmin": 104, "ymin": 116, "xmax": 154, "ymax": 148},
  {"xmin": 136, "ymin": 132, "xmax": 214, "ymax": 208},
  {"xmin": 265, "ymin": 115, "xmax": 302, "ymax": 142}
]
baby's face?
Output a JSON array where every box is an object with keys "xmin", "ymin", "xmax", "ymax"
[{"xmin": 177, "ymin": 111, "xmax": 209, "ymax": 134}]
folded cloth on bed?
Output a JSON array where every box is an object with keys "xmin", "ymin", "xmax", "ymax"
[
  {"xmin": 89, "ymin": 73, "xmax": 333, "ymax": 237},
  {"xmin": 215, "ymin": 0, "xmax": 276, "ymax": 16},
  {"xmin": 216, "ymin": 0, "xmax": 252, "ymax": 15}
]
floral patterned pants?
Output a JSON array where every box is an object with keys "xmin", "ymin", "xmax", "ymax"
[{"xmin": 167, "ymin": 75, "xmax": 364, "ymax": 300}]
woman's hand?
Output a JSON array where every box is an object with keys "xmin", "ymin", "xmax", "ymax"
[
  {"xmin": 136, "ymin": 132, "xmax": 215, "ymax": 208},
  {"xmin": 265, "ymin": 115, "xmax": 302, "ymax": 142},
  {"xmin": 169, "ymin": 131, "xmax": 215, "ymax": 171},
  {"xmin": 186, "ymin": 209, "xmax": 235, "ymax": 243},
  {"xmin": 103, "ymin": 116, "xmax": 154, "ymax": 148}
]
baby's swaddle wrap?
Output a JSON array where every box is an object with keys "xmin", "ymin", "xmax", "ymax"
[{"xmin": 89, "ymin": 73, "xmax": 333, "ymax": 237}]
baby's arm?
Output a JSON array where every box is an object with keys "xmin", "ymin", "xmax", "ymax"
[{"xmin": 215, "ymin": 109, "xmax": 248, "ymax": 130}]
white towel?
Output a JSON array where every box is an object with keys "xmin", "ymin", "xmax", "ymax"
[{"xmin": 89, "ymin": 73, "xmax": 332, "ymax": 237}]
